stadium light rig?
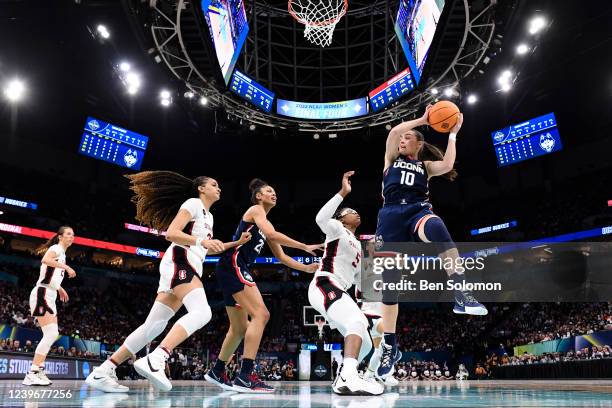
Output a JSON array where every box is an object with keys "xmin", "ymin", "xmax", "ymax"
[
  {"xmin": 467, "ymin": 94, "xmax": 478, "ymax": 104},
  {"xmin": 199, "ymin": 96, "xmax": 208, "ymax": 106},
  {"xmin": 516, "ymin": 44, "xmax": 530, "ymax": 55},
  {"xmin": 3, "ymin": 79, "xmax": 26, "ymax": 103},
  {"xmin": 498, "ymin": 70, "xmax": 514, "ymax": 92},
  {"xmin": 528, "ymin": 16, "xmax": 547, "ymax": 35},
  {"xmin": 160, "ymin": 90, "xmax": 172, "ymax": 107},
  {"xmin": 96, "ymin": 24, "xmax": 110, "ymax": 39}
]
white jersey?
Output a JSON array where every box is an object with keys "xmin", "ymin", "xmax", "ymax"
[
  {"xmin": 162, "ymin": 198, "xmax": 214, "ymax": 265},
  {"xmin": 314, "ymin": 194, "xmax": 362, "ymax": 291},
  {"xmin": 36, "ymin": 244, "xmax": 66, "ymax": 291},
  {"xmin": 355, "ymin": 256, "xmax": 383, "ymax": 317}
]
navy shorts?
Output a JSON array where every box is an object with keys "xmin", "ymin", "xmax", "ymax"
[
  {"xmin": 375, "ymin": 202, "xmax": 434, "ymax": 243},
  {"xmin": 215, "ymin": 253, "xmax": 256, "ymax": 307}
]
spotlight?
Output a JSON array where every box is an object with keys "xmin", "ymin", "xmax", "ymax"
[
  {"xmin": 313, "ymin": 133, "xmax": 320, "ymax": 140},
  {"xmin": 160, "ymin": 98, "xmax": 171, "ymax": 107},
  {"xmin": 249, "ymin": 124, "xmax": 256, "ymax": 131},
  {"xmin": 430, "ymin": 88, "xmax": 439, "ymax": 95},
  {"xmin": 125, "ymin": 72, "xmax": 141, "ymax": 87},
  {"xmin": 119, "ymin": 62, "xmax": 131, "ymax": 72},
  {"xmin": 467, "ymin": 94, "xmax": 478, "ymax": 104},
  {"xmin": 385, "ymin": 124, "xmax": 392, "ymax": 131},
  {"xmin": 529, "ymin": 16, "xmax": 546, "ymax": 35},
  {"xmin": 160, "ymin": 90, "xmax": 171, "ymax": 99},
  {"xmin": 127, "ymin": 86, "xmax": 138, "ymax": 95},
  {"xmin": 498, "ymin": 70, "xmax": 513, "ymax": 85},
  {"xmin": 184, "ymin": 91, "xmax": 194, "ymax": 99},
  {"xmin": 444, "ymin": 88, "xmax": 454, "ymax": 97},
  {"xmin": 501, "ymin": 83, "xmax": 512, "ymax": 92},
  {"xmin": 199, "ymin": 96, "xmax": 208, "ymax": 106},
  {"xmin": 0, "ymin": 211, "xmax": 3, "ymax": 215},
  {"xmin": 516, "ymin": 44, "xmax": 530, "ymax": 55},
  {"xmin": 329, "ymin": 133, "xmax": 337, "ymax": 139},
  {"xmin": 97, "ymin": 24, "xmax": 110, "ymax": 39},
  {"xmin": 3, "ymin": 79, "xmax": 26, "ymax": 102}
]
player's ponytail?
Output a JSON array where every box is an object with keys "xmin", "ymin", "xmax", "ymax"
[
  {"xmin": 125, "ymin": 171, "xmax": 210, "ymax": 231},
  {"xmin": 414, "ymin": 130, "xmax": 458, "ymax": 181},
  {"xmin": 36, "ymin": 225, "xmax": 72, "ymax": 256},
  {"xmin": 249, "ymin": 178, "xmax": 269, "ymax": 204}
]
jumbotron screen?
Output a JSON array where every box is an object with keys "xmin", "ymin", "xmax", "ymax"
[
  {"xmin": 395, "ymin": 0, "xmax": 446, "ymax": 84},
  {"xmin": 78, "ymin": 117, "xmax": 149, "ymax": 170},
  {"xmin": 201, "ymin": 0, "xmax": 249, "ymax": 85},
  {"xmin": 491, "ymin": 112, "xmax": 562, "ymax": 167}
]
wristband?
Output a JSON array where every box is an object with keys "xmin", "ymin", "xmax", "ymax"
[
  {"xmin": 449, "ymin": 133, "xmax": 457, "ymax": 142},
  {"xmin": 195, "ymin": 237, "xmax": 203, "ymax": 248}
]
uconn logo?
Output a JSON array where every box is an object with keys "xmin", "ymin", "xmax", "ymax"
[{"xmin": 394, "ymin": 160, "xmax": 425, "ymax": 175}]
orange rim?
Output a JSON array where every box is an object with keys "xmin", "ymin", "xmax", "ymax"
[{"xmin": 288, "ymin": 0, "xmax": 348, "ymax": 27}]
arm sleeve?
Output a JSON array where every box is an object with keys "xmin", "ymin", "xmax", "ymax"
[
  {"xmin": 179, "ymin": 198, "xmax": 200, "ymax": 219},
  {"xmin": 315, "ymin": 194, "xmax": 344, "ymax": 238}
]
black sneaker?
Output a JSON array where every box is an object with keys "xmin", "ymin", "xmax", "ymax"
[
  {"xmin": 204, "ymin": 369, "xmax": 235, "ymax": 391},
  {"xmin": 232, "ymin": 374, "xmax": 275, "ymax": 393}
]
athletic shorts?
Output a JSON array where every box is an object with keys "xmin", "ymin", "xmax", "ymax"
[
  {"xmin": 375, "ymin": 202, "xmax": 434, "ymax": 243},
  {"xmin": 29, "ymin": 286, "xmax": 57, "ymax": 317},
  {"xmin": 158, "ymin": 246, "xmax": 203, "ymax": 293},
  {"xmin": 215, "ymin": 254, "xmax": 256, "ymax": 307}
]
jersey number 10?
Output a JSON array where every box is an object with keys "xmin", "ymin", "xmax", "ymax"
[{"xmin": 400, "ymin": 170, "xmax": 415, "ymax": 186}]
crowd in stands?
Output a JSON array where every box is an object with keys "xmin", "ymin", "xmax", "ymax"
[
  {"xmin": 491, "ymin": 302, "xmax": 612, "ymax": 346},
  {"xmin": 1, "ymin": 252, "xmax": 611, "ymax": 381}
]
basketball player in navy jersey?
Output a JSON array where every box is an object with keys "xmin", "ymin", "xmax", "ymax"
[
  {"xmin": 375, "ymin": 107, "xmax": 487, "ymax": 378},
  {"xmin": 206, "ymin": 178, "xmax": 321, "ymax": 393},
  {"xmin": 23, "ymin": 226, "xmax": 76, "ymax": 386},
  {"xmin": 87, "ymin": 171, "xmax": 250, "ymax": 393}
]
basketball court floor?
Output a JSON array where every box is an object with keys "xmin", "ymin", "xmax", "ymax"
[{"xmin": 1, "ymin": 380, "xmax": 611, "ymax": 407}]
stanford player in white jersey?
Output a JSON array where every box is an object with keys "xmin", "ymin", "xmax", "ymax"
[
  {"xmin": 87, "ymin": 171, "xmax": 250, "ymax": 393},
  {"xmin": 308, "ymin": 171, "xmax": 384, "ymax": 396},
  {"xmin": 23, "ymin": 226, "xmax": 77, "ymax": 386}
]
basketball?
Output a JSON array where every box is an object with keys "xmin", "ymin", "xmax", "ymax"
[{"xmin": 428, "ymin": 100, "xmax": 461, "ymax": 133}]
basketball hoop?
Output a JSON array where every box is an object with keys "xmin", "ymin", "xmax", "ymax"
[
  {"xmin": 288, "ymin": 0, "xmax": 348, "ymax": 47},
  {"xmin": 315, "ymin": 317, "xmax": 326, "ymax": 340}
]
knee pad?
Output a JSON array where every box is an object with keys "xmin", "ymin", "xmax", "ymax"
[
  {"xmin": 35, "ymin": 323, "xmax": 58, "ymax": 355},
  {"xmin": 176, "ymin": 288, "xmax": 212, "ymax": 336},
  {"xmin": 125, "ymin": 301, "xmax": 175, "ymax": 354},
  {"xmin": 420, "ymin": 216, "xmax": 455, "ymax": 253},
  {"xmin": 345, "ymin": 318, "xmax": 373, "ymax": 362}
]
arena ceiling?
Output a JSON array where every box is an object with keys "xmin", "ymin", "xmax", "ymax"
[{"xmin": 122, "ymin": 0, "xmax": 522, "ymax": 132}]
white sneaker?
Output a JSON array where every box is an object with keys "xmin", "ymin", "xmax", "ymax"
[
  {"xmin": 86, "ymin": 365, "xmax": 129, "ymax": 393},
  {"xmin": 134, "ymin": 351, "xmax": 172, "ymax": 391},
  {"xmin": 23, "ymin": 370, "xmax": 51, "ymax": 386},
  {"xmin": 384, "ymin": 376, "xmax": 399, "ymax": 386},
  {"xmin": 333, "ymin": 371, "xmax": 384, "ymax": 396}
]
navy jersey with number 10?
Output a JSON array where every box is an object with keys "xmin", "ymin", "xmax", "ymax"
[{"xmin": 382, "ymin": 156, "xmax": 429, "ymax": 205}]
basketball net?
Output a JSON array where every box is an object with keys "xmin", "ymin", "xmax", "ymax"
[{"xmin": 288, "ymin": 0, "xmax": 348, "ymax": 47}]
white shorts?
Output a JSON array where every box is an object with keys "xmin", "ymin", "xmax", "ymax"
[
  {"xmin": 29, "ymin": 286, "xmax": 57, "ymax": 317},
  {"xmin": 158, "ymin": 246, "xmax": 203, "ymax": 293},
  {"xmin": 308, "ymin": 274, "xmax": 368, "ymax": 335},
  {"xmin": 360, "ymin": 301, "xmax": 383, "ymax": 338}
]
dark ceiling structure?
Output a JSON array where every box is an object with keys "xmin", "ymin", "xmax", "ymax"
[{"xmin": 121, "ymin": 0, "xmax": 520, "ymax": 133}]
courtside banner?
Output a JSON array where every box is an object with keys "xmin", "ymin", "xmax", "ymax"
[
  {"xmin": 0, "ymin": 352, "xmax": 100, "ymax": 379},
  {"xmin": 359, "ymin": 241, "xmax": 612, "ymax": 302}
]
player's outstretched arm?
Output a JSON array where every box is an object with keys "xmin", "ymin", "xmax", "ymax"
[
  {"xmin": 268, "ymin": 240, "xmax": 319, "ymax": 273},
  {"xmin": 425, "ymin": 113, "xmax": 462, "ymax": 177},
  {"xmin": 208, "ymin": 232, "xmax": 252, "ymax": 255},
  {"xmin": 315, "ymin": 171, "xmax": 354, "ymax": 236},
  {"xmin": 249, "ymin": 205, "xmax": 323, "ymax": 255},
  {"xmin": 384, "ymin": 106, "xmax": 431, "ymax": 170}
]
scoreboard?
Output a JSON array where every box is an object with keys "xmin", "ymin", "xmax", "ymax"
[
  {"xmin": 277, "ymin": 97, "xmax": 368, "ymax": 120},
  {"xmin": 491, "ymin": 112, "xmax": 562, "ymax": 167},
  {"xmin": 78, "ymin": 117, "xmax": 149, "ymax": 170},
  {"xmin": 368, "ymin": 68, "xmax": 415, "ymax": 112},
  {"xmin": 230, "ymin": 70, "xmax": 275, "ymax": 113}
]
